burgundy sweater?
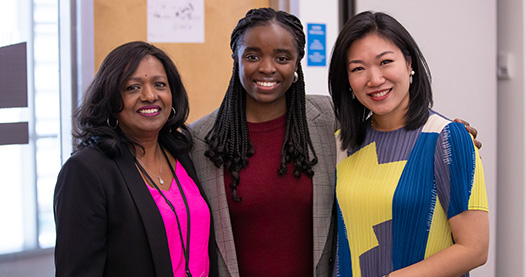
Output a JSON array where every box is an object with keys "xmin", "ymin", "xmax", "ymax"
[{"xmin": 224, "ymin": 114, "xmax": 314, "ymax": 276}]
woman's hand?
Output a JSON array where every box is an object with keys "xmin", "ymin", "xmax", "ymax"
[{"xmin": 454, "ymin": 118, "xmax": 482, "ymax": 149}]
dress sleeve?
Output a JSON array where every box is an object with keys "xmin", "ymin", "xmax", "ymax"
[
  {"xmin": 54, "ymin": 153, "xmax": 108, "ymax": 276},
  {"xmin": 433, "ymin": 122, "xmax": 488, "ymax": 219}
]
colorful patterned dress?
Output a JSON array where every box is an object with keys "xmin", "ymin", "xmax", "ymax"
[{"xmin": 334, "ymin": 111, "xmax": 488, "ymax": 277}]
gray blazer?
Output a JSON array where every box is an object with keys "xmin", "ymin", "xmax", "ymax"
[{"xmin": 189, "ymin": 95, "xmax": 337, "ymax": 276}]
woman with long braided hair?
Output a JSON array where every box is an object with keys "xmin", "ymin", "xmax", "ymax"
[{"xmin": 190, "ymin": 7, "xmax": 338, "ymax": 276}]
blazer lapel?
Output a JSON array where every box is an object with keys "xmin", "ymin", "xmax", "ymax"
[
  {"xmin": 191, "ymin": 114, "xmax": 240, "ymax": 276},
  {"xmin": 114, "ymin": 148, "xmax": 173, "ymax": 276},
  {"xmin": 306, "ymin": 97, "xmax": 336, "ymax": 271},
  {"xmin": 206, "ymin": 164, "xmax": 240, "ymax": 276}
]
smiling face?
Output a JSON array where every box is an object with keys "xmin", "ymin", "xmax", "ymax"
[
  {"xmin": 347, "ymin": 33, "xmax": 412, "ymax": 129},
  {"xmin": 236, "ymin": 22, "xmax": 299, "ymax": 121},
  {"xmin": 116, "ymin": 55, "xmax": 172, "ymax": 141}
]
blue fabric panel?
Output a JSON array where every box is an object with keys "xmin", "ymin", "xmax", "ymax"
[
  {"xmin": 336, "ymin": 198, "xmax": 353, "ymax": 277},
  {"xmin": 445, "ymin": 123, "xmax": 476, "ymax": 218},
  {"xmin": 392, "ymin": 132, "xmax": 438, "ymax": 270}
]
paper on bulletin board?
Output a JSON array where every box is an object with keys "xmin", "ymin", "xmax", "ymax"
[{"xmin": 147, "ymin": 0, "xmax": 205, "ymax": 43}]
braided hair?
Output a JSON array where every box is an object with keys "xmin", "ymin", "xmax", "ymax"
[{"xmin": 204, "ymin": 8, "xmax": 317, "ymax": 201}]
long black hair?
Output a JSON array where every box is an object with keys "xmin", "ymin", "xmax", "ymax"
[
  {"xmin": 204, "ymin": 7, "xmax": 317, "ymax": 201},
  {"xmin": 328, "ymin": 11, "xmax": 433, "ymax": 150},
  {"xmin": 74, "ymin": 41, "xmax": 192, "ymax": 157}
]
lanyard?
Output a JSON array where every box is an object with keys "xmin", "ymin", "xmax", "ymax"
[{"xmin": 135, "ymin": 145, "xmax": 192, "ymax": 277}]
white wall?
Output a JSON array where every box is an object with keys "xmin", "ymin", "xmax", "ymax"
[
  {"xmin": 496, "ymin": 0, "xmax": 526, "ymax": 276},
  {"xmin": 77, "ymin": 0, "xmax": 94, "ymax": 97},
  {"xmin": 290, "ymin": 0, "xmax": 339, "ymax": 95}
]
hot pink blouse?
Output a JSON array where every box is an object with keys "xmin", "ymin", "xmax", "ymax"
[{"xmin": 147, "ymin": 160, "xmax": 210, "ymax": 277}]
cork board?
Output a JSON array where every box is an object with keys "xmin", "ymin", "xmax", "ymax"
[{"xmin": 94, "ymin": 0, "xmax": 272, "ymax": 122}]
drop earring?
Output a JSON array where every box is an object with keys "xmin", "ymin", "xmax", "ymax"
[
  {"xmin": 349, "ymin": 87, "xmax": 355, "ymax": 99},
  {"xmin": 410, "ymin": 70, "xmax": 415, "ymax": 85}
]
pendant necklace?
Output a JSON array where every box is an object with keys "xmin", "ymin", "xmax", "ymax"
[
  {"xmin": 158, "ymin": 147, "xmax": 164, "ymax": 185},
  {"xmin": 138, "ymin": 146, "xmax": 165, "ymax": 185},
  {"xmin": 135, "ymin": 144, "xmax": 192, "ymax": 277}
]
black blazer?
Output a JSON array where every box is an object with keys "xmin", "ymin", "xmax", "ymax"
[{"xmin": 54, "ymin": 143, "xmax": 217, "ymax": 276}]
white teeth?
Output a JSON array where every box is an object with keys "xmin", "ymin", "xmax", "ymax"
[
  {"xmin": 139, "ymin": 108, "xmax": 159, "ymax": 114},
  {"xmin": 371, "ymin": 89, "xmax": 390, "ymax": 97},
  {"xmin": 257, "ymin": 81, "xmax": 277, "ymax": 87}
]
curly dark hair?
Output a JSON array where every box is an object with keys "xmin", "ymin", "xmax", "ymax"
[
  {"xmin": 74, "ymin": 41, "xmax": 192, "ymax": 157},
  {"xmin": 329, "ymin": 11, "xmax": 433, "ymax": 150},
  {"xmin": 204, "ymin": 7, "xmax": 317, "ymax": 201}
]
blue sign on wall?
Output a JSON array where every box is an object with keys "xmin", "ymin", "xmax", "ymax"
[{"xmin": 307, "ymin": 23, "xmax": 326, "ymax": 66}]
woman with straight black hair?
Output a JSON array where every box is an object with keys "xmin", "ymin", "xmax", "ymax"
[
  {"xmin": 329, "ymin": 11, "xmax": 433, "ymax": 150},
  {"xmin": 54, "ymin": 41, "xmax": 217, "ymax": 277},
  {"xmin": 329, "ymin": 11, "xmax": 488, "ymax": 277}
]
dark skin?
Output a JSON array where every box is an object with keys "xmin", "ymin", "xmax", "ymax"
[{"xmin": 454, "ymin": 118, "xmax": 482, "ymax": 149}]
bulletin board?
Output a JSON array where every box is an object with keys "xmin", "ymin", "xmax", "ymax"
[{"xmin": 94, "ymin": 0, "xmax": 272, "ymax": 122}]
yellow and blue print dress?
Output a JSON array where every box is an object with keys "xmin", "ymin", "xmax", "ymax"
[{"xmin": 334, "ymin": 111, "xmax": 488, "ymax": 277}]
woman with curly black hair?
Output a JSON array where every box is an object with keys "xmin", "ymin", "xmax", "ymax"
[{"xmin": 54, "ymin": 41, "xmax": 217, "ymax": 277}]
